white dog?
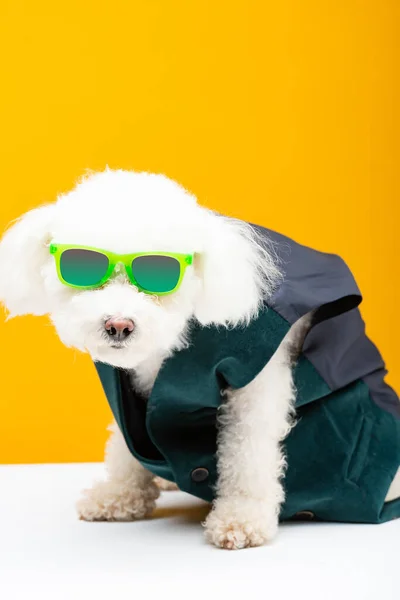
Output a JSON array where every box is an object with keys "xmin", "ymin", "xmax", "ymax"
[{"xmin": 0, "ymin": 169, "xmax": 399, "ymax": 550}]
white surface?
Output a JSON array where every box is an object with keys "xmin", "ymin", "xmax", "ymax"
[{"xmin": 0, "ymin": 463, "xmax": 398, "ymax": 600}]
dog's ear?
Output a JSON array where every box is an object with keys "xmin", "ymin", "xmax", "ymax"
[
  {"xmin": 0, "ymin": 204, "xmax": 56, "ymax": 317},
  {"xmin": 193, "ymin": 214, "xmax": 281, "ymax": 327}
]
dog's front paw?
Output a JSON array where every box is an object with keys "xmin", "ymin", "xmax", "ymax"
[
  {"xmin": 203, "ymin": 497, "xmax": 279, "ymax": 550},
  {"xmin": 76, "ymin": 480, "xmax": 160, "ymax": 522}
]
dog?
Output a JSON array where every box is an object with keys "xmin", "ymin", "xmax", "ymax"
[{"xmin": 0, "ymin": 169, "xmax": 399, "ymax": 550}]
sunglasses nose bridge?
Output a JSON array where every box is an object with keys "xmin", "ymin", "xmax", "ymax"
[{"xmin": 110, "ymin": 259, "xmax": 130, "ymax": 280}]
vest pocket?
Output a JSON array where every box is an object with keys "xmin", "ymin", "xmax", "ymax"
[{"xmin": 346, "ymin": 414, "xmax": 374, "ymax": 484}]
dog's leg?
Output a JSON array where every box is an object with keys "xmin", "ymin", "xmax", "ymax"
[
  {"xmin": 204, "ymin": 314, "xmax": 312, "ymax": 550},
  {"xmin": 76, "ymin": 421, "xmax": 160, "ymax": 521},
  {"xmin": 385, "ymin": 467, "xmax": 400, "ymax": 502},
  {"xmin": 154, "ymin": 477, "xmax": 179, "ymax": 491}
]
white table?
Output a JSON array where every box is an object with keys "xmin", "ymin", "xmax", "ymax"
[{"xmin": 0, "ymin": 463, "xmax": 398, "ymax": 599}]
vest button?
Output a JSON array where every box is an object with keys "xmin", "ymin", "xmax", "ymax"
[
  {"xmin": 191, "ymin": 467, "xmax": 209, "ymax": 483},
  {"xmin": 294, "ymin": 511, "xmax": 315, "ymax": 520}
]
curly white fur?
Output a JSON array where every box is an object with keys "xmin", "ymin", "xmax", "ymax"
[
  {"xmin": 77, "ymin": 422, "xmax": 160, "ymax": 521},
  {"xmin": 0, "ymin": 169, "xmax": 398, "ymax": 549}
]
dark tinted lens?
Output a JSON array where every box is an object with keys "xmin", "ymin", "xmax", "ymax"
[
  {"xmin": 60, "ymin": 249, "xmax": 109, "ymax": 287},
  {"xmin": 132, "ymin": 255, "xmax": 181, "ymax": 293}
]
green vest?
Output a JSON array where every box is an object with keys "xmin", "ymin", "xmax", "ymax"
[{"xmin": 94, "ymin": 225, "xmax": 400, "ymax": 524}]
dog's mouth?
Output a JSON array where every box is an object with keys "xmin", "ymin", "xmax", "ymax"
[{"xmin": 89, "ymin": 341, "xmax": 132, "ymax": 364}]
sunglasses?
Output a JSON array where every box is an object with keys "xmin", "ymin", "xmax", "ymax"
[{"xmin": 49, "ymin": 243, "xmax": 194, "ymax": 295}]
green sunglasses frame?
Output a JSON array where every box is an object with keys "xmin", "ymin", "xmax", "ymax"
[{"xmin": 49, "ymin": 243, "xmax": 194, "ymax": 295}]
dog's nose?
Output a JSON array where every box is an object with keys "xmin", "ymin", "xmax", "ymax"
[{"xmin": 104, "ymin": 317, "xmax": 135, "ymax": 342}]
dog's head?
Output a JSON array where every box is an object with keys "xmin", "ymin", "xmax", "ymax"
[{"xmin": 0, "ymin": 170, "xmax": 280, "ymax": 369}]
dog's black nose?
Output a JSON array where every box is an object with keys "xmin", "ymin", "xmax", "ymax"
[{"xmin": 104, "ymin": 317, "xmax": 134, "ymax": 342}]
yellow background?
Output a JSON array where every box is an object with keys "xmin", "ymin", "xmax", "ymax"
[{"xmin": 0, "ymin": 1, "xmax": 398, "ymax": 463}]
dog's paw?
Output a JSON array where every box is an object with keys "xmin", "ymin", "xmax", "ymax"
[
  {"xmin": 203, "ymin": 497, "xmax": 279, "ymax": 550},
  {"xmin": 76, "ymin": 480, "xmax": 160, "ymax": 522},
  {"xmin": 154, "ymin": 476, "xmax": 179, "ymax": 491}
]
